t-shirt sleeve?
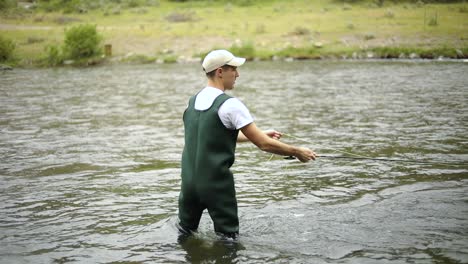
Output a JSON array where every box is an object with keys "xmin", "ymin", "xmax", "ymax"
[{"xmin": 218, "ymin": 98, "xmax": 254, "ymax": 130}]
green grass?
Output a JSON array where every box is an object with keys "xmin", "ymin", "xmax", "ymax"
[{"xmin": 1, "ymin": 0, "xmax": 467, "ymax": 67}]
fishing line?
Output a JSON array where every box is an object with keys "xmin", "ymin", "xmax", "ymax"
[
  {"xmin": 283, "ymin": 133, "xmax": 375, "ymax": 159},
  {"xmin": 276, "ymin": 133, "xmax": 466, "ymax": 166},
  {"xmin": 312, "ymin": 155, "xmax": 464, "ymax": 166}
]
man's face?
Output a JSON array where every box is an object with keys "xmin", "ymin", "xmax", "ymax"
[{"xmin": 221, "ymin": 66, "xmax": 239, "ymax": 90}]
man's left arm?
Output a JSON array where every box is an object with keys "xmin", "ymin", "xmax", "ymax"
[{"xmin": 237, "ymin": 129, "xmax": 282, "ymax": 142}]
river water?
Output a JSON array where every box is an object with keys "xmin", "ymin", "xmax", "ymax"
[{"xmin": 1, "ymin": 61, "xmax": 467, "ymax": 263}]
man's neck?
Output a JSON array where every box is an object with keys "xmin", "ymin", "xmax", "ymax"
[{"xmin": 207, "ymin": 79, "xmax": 225, "ymax": 91}]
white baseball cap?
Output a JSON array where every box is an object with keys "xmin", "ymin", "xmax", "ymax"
[{"xmin": 202, "ymin": 50, "xmax": 246, "ymax": 73}]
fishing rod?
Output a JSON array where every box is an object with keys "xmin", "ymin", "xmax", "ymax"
[
  {"xmin": 280, "ymin": 133, "xmax": 466, "ymax": 166},
  {"xmin": 283, "ymin": 155, "xmax": 465, "ymax": 166}
]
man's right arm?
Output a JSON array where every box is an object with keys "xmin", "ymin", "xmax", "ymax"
[{"xmin": 240, "ymin": 122, "xmax": 317, "ymax": 162}]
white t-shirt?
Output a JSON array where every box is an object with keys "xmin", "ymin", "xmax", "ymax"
[{"xmin": 194, "ymin": 87, "xmax": 253, "ymax": 130}]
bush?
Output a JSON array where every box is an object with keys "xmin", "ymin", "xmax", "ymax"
[
  {"xmin": 165, "ymin": 11, "xmax": 197, "ymax": 22},
  {"xmin": 0, "ymin": 0, "xmax": 17, "ymax": 10},
  {"xmin": 277, "ymin": 45, "xmax": 319, "ymax": 59},
  {"xmin": 290, "ymin": 26, "xmax": 310, "ymax": 36},
  {"xmin": 63, "ymin": 24, "xmax": 102, "ymax": 60},
  {"xmin": 428, "ymin": 13, "xmax": 438, "ymax": 26},
  {"xmin": 0, "ymin": 36, "xmax": 15, "ymax": 62},
  {"xmin": 45, "ymin": 45, "xmax": 63, "ymax": 66},
  {"xmin": 229, "ymin": 42, "xmax": 256, "ymax": 59}
]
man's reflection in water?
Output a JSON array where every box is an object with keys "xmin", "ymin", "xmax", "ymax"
[{"xmin": 178, "ymin": 231, "xmax": 245, "ymax": 263}]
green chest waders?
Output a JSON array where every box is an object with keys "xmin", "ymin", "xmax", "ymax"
[{"xmin": 178, "ymin": 93, "xmax": 240, "ymax": 235}]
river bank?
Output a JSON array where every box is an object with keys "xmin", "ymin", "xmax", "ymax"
[{"xmin": 1, "ymin": 0, "xmax": 467, "ymax": 67}]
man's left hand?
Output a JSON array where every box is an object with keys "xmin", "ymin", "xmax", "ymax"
[{"xmin": 264, "ymin": 130, "xmax": 282, "ymax": 140}]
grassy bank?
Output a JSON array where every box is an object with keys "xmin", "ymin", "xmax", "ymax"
[{"xmin": 1, "ymin": 0, "xmax": 468, "ymax": 67}]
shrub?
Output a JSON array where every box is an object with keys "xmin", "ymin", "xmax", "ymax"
[
  {"xmin": 0, "ymin": 0, "xmax": 17, "ymax": 10},
  {"xmin": 0, "ymin": 36, "xmax": 15, "ymax": 62},
  {"xmin": 45, "ymin": 45, "xmax": 63, "ymax": 66},
  {"xmin": 26, "ymin": 36, "xmax": 45, "ymax": 44},
  {"xmin": 235, "ymin": 0, "xmax": 254, "ymax": 6},
  {"xmin": 276, "ymin": 45, "xmax": 319, "ymax": 59},
  {"xmin": 428, "ymin": 13, "xmax": 438, "ymax": 26},
  {"xmin": 229, "ymin": 42, "xmax": 256, "ymax": 59},
  {"xmin": 63, "ymin": 24, "xmax": 102, "ymax": 60},
  {"xmin": 165, "ymin": 11, "xmax": 197, "ymax": 22},
  {"xmin": 127, "ymin": 0, "xmax": 142, "ymax": 8},
  {"xmin": 290, "ymin": 26, "xmax": 310, "ymax": 36}
]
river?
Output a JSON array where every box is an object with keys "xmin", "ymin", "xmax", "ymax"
[{"xmin": 1, "ymin": 60, "xmax": 467, "ymax": 263}]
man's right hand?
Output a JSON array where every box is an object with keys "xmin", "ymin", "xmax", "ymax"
[{"xmin": 295, "ymin": 147, "xmax": 317, "ymax": 162}]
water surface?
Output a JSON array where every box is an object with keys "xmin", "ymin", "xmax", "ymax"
[{"xmin": 1, "ymin": 61, "xmax": 467, "ymax": 263}]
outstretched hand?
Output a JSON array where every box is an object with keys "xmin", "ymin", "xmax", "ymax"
[
  {"xmin": 264, "ymin": 130, "xmax": 282, "ymax": 140},
  {"xmin": 264, "ymin": 130, "xmax": 316, "ymax": 162},
  {"xmin": 295, "ymin": 147, "xmax": 317, "ymax": 162}
]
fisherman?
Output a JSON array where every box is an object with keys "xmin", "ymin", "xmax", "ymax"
[{"xmin": 178, "ymin": 49, "xmax": 317, "ymax": 239}]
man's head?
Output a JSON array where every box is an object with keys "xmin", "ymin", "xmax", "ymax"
[
  {"xmin": 202, "ymin": 50, "xmax": 245, "ymax": 90},
  {"xmin": 202, "ymin": 50, "xmax": 245, "ymax": 74}
]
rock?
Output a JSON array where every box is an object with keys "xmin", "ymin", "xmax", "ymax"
[
  {"xmin": 409, "ymin": 53, "xmax": 420, "ymax": 59},
  {"xmin": 0, "ymin": 64, "xmax": 13, "ymax": 70},
  {"xmin": 314, "ymin": 42, "xmax": 323, "ymax": 48},
  {"xmin": 398, "ymin": 53, "xmax": 406, "ymax": 59},
  {"xmin": 162, "ymin": 49, "xmax": 173, "ymax": 54},
  {"xmin": 455, "ymin": 49, "xmax": 464, "ymax": 58},
  {"xmin": 177, "ymin": 56, "xmax": 200, "ymax": 63},
  {"xmin": 63, "ymin": 60, "xmax": 74, "ymax": 65},
  {"xmin": 366, "ymin": 52, "xmax": 375, "ymax": 59}
]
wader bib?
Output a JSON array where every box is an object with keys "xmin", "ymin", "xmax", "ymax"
[{"xmin": 179, "ymin": 93, "xmax": 240, "ymax": 235}]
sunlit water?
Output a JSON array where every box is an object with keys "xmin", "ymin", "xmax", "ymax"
[{"xmin": 1, "ymin": 61, "xmax": 467, "ymax": 263}]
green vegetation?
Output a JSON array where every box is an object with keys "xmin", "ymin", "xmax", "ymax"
[
  {"xmin": 0, "ymin": 35, "xmax": 15, "ymax": 62},
  {"xmin": 1, "ymin": 0, "xmax": 467, "ymax": 67},
  {"xmin": 63, "ymin": 24, "xmax": 102, "ymax": 59},
  {"xmin": 38, "ymin": 24, "xmax": 102, "ymax": 66},
  {"xmin": 44, "ymin": 45, "xmax": 62, "ymax": 66},
  {"xmin": 0, "ymin": 0, "xmax": 17, "ymax": 10}
]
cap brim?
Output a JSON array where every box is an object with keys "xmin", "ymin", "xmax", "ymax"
[{"xmin": 227, "ymin": 57, "xmax": 246, "ymax": 67}]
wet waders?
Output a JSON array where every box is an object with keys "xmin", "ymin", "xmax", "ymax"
[{"xmin": 179, "ymin": 93, "xmax": 239, "ymax": 236}]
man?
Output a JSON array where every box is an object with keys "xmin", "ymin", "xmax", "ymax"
[{"xmin": 178, "ymin": 50, "xmax": 316, "ymax": 239}]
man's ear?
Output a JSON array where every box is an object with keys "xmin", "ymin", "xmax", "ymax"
[{"xmin": 216, "ymin": 68, "xmax": 223, "ymax": 78}]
